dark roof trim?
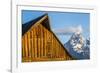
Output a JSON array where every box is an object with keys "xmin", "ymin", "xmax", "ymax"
[{"xmin": 22, "ymin": 14, "xmax": 48, "ymax": 36}]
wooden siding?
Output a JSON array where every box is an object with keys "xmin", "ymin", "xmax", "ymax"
[{"xmin": 22, "ymin": 23, "xmax": 72, "ymax": 62}]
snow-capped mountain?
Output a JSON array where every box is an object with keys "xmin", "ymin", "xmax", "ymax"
[
  {"xmin": 82, "ymin": 38, "xmax": 90, "ymax": 58},
  {"xmin": 64, "ymin": 32, "xmax": 90, "ymax": 59}
]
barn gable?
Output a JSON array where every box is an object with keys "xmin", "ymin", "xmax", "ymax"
[
  {"xmin": 22, "ymin": 14, "xmax": 73, "ymax": 62},
  {"xmin": 22, "ymin": 14, "xmax": 51, "ymax": 36}
]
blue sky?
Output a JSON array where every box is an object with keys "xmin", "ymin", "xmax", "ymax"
[{"xmin": 22, "ymin": 10, "xmax": 90, "ymax": 44}]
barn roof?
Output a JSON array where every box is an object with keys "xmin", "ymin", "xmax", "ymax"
[{"xmin": 22, "ymin": 14, "xmax": 51, "ymax": 36}]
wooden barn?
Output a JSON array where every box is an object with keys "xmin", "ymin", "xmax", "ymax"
[{"xmin": 22, "ymin": 14, "xmax": 73, "ymax": 62}]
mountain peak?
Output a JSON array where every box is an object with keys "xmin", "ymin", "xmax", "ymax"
[
  {"xmin": 64, "ymin": 32, "xmax": 90, "ymax": 59},
  {"xmin": 69, "ymin": 32, "xmax": 84, "ymax": 53}
]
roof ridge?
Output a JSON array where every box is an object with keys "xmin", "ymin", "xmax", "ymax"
[{"xmin": 22, "ymin": 13, "xmax": 48, "ymax": 36}]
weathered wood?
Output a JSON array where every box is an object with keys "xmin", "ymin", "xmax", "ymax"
[
  {"xmin": 22, "ymin": 15, "xmax": 72, "ymax": 62},
  {"xmin": 25, "ymin": 35, "xmax": 28, "ymax": 58},
  {"xmin": 22, "ymin": 37, "xmax": 24, "ymax": 57}
]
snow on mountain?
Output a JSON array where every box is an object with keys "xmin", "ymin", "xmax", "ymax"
[
  {"xmin": 64, "ymin": 32, "xmax": 90, "ymax": 59},
  {"xmin": 70, "ymin": 32, "xmax": 84, "ymax": 53}
]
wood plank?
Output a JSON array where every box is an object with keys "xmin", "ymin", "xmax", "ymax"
[
  {"xmin": 25, "ymin": 34, "xmax": 28, "ymax": 58},
  {"xmin": 22, "ymin": 36, "xmax": 25, "ymax": 58},
  {"xmin": 38, "ymin": 25, "xmax": 41, "ymax": 58},
  {"xmin": 51, "ymin": 33, "xmax": 53, "ymax": 58},
  {"xmin": 55, "ymin": 39, "xmax": 57, "ymax": 58},
  {"xmin": 27, "ymin": 33, "xmax": 29, "ymax": 60},
  {"xmin": 40, "ymin": 25, "xmax": 43, "ymax": 57},
  {"xmin": 52, "ymin": 34, "xmax": 54, "ymax": 58},
  {"xmin": 28, "ymin": 31, "xmax": 31, "ymax": 58},
  {"xmin": 32, "ymin": 28, "xmax": 35, "ymax": 58},
  {"xmin": 22, "ymin": 38, "xmax": 24, "ymax": 58},
  {"xmin": 57, "ymin": 40, "xmax": 59, "ymax": 58},
  {"xmin": 44, "ymin": 28, "xmax": 47, "ymax": 57},
  {"xmin": 53, "ymin": 38, "xmax": 55, "ymax": 59},
  {"xmin": 34, "ymin": 27, "xmax": 37, "ymax": 58},
  {"xmin": 36, "ymin": 27, "xmax": 39, "ymax": 58},
  {"xmin": 30, "ymin": 31, "xmax": 33, "ymax": 60},
  {"xmin": 43, "ymin": 26, "xmax": 45, "ymax": 57},
  {"xmin": 30, "ymin": 30, "xmax": 33, "ymax": 60}
]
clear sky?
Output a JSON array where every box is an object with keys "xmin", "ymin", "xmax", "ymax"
[{"xmin": 22, "ymin": 10, "xmax": 90, "ymax": 44}]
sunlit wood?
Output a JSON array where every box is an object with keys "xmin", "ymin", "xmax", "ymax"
[{"xmin": 22, "ymin": 14, "xmax": 73, "ymax": 62}]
